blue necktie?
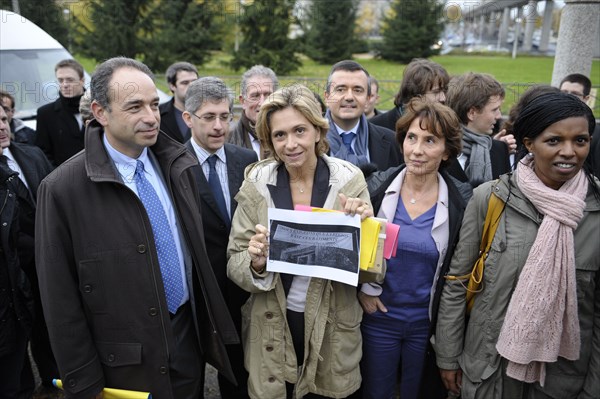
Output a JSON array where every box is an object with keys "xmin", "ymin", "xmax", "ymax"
[
  {"xmin": 134, "ymin": 160, "xmax": 184, "ymax": 314},
  {"xmin": 207, "ymin": 155, "xmax": 230, "ymax": 224},
  {"xmin": 341, "ymin": 132, "xmax": 356, "ymax": 154}
]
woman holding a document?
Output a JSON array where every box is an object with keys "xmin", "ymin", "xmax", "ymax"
[
  {"xmin": 358, "ymin": 98, "xmax": 472, "ymax": 399},
  {"xmin": 227, "ymin": 84, "xmax": 376, "ymax": 399}
]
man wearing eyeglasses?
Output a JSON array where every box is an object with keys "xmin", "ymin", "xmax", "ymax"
[
  {"xmin": 228, "ymin": 65, "xmax": 278, "ymax": 160},
  {"xmin": 183, "ymin": 77, "xmax": 257, "ymax": 398},
  {"xmin": 35, "ymin": 59, "xmax": 86, "ymax": 166}
]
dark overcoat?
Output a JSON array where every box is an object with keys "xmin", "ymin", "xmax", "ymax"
[{"xmin": 35, "ymin": 120, "xmax": 238, "ymax": 399}]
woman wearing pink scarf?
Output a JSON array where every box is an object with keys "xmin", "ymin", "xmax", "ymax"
[{"xmin": 434, "ymin": 92, "xmax": 600, "ymax": 399}]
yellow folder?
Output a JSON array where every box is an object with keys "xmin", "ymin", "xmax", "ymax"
[{"xmin": 53, "ymin": 379, "xmax": 152, "ymax": 399}]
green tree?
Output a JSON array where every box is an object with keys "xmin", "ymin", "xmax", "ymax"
[
  {"xmin": 230, "ymin": 0, "xmax": 300, "ymax": 76},
  {"xmin": 140, "ymin": 0, "xmax": 224, "ymax": 71},
  {"xmin": 76, "ymin": 0, "xmax": 151, "ymax": 62},
  {"xmin": 1, "ymin": 0, "xmax": 69, "ymax": 48},
  {"xmin": 303, "ymin": 0, "xmax": 358, "ymax": 64},
  {"xmin": 378, "ymin": 0, "xmax": 444, "ymax": 63}
]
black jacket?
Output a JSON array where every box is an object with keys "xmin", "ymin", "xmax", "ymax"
[
  {"xmin": 327, "ymin": 122, "xmax": 403, "ymax": 171},
  {"xmin": 36, "ymin": 122, "xmax": 238, "ymax": 398},
  {"xmin": 0, "ymin": 161, "xmax": 33, "ymax": 357},
  {"xmin": 8, "ymin": 143, "xmax": 53, "ymax": 271},
  {"xmin": 367, "ymin": 122, "xmax": 403, "ymax": 170},
  {"xmin": 35, "ymin": 97, "xmax": 84, "ymax": 166},
  {"xmin": 159, "ymin": 98, "xmax": 190, "ymax": 143},
  {"xmin": 445, "ymin": 138, "xmax": 511, "ymax": 187},
  {"xmin": 369, "ymin": 106, "xmax": 403, "ymax": 132},
  {"xmin": 185, "ymin": 142, "xmax": 257, "ymax": 330}
]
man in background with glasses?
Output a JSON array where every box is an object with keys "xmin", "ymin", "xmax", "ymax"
[
  {"xmin": 228, "ymin": 65, "xmax": 278, "ymax": 160},
  {"xmin": 35, "ymin": 59, "xmax": 86, "ymax": 166},
  {"xmin": 183, "ymin": 77, "xmax": 257, "ymax": 398}
]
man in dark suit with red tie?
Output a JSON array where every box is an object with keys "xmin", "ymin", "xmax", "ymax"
[{"xmin": 183, "ymin": 77, "xmax": 257, "ymax": 398}]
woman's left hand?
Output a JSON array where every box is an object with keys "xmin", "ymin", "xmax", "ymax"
[{"xmin": 339, "ymin": 193, "xmax": 373, "ymax": 221}]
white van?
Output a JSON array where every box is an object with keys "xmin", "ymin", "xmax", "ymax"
[{"xmin": 0, "ymin": 9, "xmax": 169, "ymax": 128}]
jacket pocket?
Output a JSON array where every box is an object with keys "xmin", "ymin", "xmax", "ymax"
[
  {"xmin": 323, "ymin": 286, "xmax": 363, "ymax": 376},
  {"xmin": 78, "ymin": 259, "xmax": 107, "ymax": 314},
  {"xmin": 96, "ymin": 342, "xmax": 142, "ymax": 367}
]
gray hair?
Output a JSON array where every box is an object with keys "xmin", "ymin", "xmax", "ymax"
[
  {"xmin": 240, "ymin": 65, "xmax": 278, "ymax": 98},
  {"xmin": 90, "ymin": 57, "xmax": 153, "ymax": 111},
  {"xmin": 185, "ymin": 77, "xmax": 233, "ymax": 113},
  {"xmin": 79, "ymin": 90, "xmax": 93, "ymax": 123},
  {"xmin": 165, "ymin": 61, "xmax": 199, "ymax": 86}
]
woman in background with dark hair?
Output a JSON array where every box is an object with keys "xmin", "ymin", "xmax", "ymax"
[
  {"xmin": 435, "ymin": 91, "xmax": 600, "ymax": 399},
  {"xmin": 359, "ymin": 98, "xmax": 472, "ymax": 399}
]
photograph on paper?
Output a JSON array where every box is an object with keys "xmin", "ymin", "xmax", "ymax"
[{"xmin": 267, "ymin": 208, "xmax": 361, "ymax": 286}]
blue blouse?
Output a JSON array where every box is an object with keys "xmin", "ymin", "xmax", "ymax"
[{"xmin": 375, "ymin": 197, "xmax": 439, "ymax": 322}]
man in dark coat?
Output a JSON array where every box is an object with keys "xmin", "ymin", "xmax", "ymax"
[
  {"xmin": 159, "ymin": 62, "xmax": 199, "ymax": 143},
  {"xmin": 35, "ymin": 59, "xmax": 86, "ymax": 166},
  {"xmin": 36, "ymin": 57, "xmax": 238, "ymax": 399},
  {"xmin": 0, "ymin": 106, "xmax": 34, "ymax": 398},
  {"xmin": 0, "ymin": 107, "xmax": 57, "ymax": 395},
  {"xmin": 324, "ymin": 60, "xmax": 401, "ymax": 171},
  {"xmin": 182, "ymin": 77, "xmax": 257, "ymax": 398}
]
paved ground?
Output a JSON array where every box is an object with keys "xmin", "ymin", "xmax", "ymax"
[{"xmin": 204, "ymin": 365, "xmax": 221, "ymax": 398}]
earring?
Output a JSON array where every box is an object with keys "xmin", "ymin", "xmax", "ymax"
[{"xmin": 528, "ymin": 152, "xmax": 534, "ymax": 158}]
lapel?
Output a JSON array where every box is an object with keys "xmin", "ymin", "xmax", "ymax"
[
  {"xmin": 161, "ymin": 99, "xmax": 187, "ymax": 143},
  {"xmin": 378, "ymin": 168, "xmax": 405, "ymax": 222},
  {"xmin": 6, "ymin": 145, "xmax": 36, "ymax": 204},
  {"xmin": 224, "ymin": 145, "xmax": 244, "ymax": 215},
  {"xmin": 186, "ymin": 141, "xmax": 230, "ymax": 225},
  {"xmin": 267, "ymin": 158, "xmax": 331, "ymax": 210},
  {"xmin": 367, "ymin": 124, "xmax": 388, "ymax": 168},
  {"xmin": 445, "ymin": 158, "xmax": 469, "ymax": 183}
]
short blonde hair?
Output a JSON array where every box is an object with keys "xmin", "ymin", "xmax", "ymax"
[{"xmin": 256, "ymin": 84, "xmax": 329, "ymax": 162}]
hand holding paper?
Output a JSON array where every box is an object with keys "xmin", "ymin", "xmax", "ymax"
[
  {"xmin": 248, "ymin": 224, "xmax": 269, "ymax": 272},
  {"xmin": 338, "ymin": 193, "xmax": 373, "ymax": 220}
]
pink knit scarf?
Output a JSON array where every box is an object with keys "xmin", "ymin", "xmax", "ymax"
[{"xmin": 496, "ymin": 155, "xmax": 588, "ymax": 385}]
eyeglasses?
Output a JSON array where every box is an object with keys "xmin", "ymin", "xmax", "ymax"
[{"xmin": 191, "ymin": 112, "xmax": 232, "ymax": 123}]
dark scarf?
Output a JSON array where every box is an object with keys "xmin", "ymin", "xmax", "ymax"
[{"xmin": 59, "ymin": 92, "xmax": 83, "ymax": 115}]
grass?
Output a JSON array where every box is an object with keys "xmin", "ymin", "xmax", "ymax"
[{"xmin": 76, "ymin": 52, "xmax": 600, "ymax": 116}]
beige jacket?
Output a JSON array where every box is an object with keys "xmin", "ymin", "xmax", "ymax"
[{"xmin": 227, "ymin": 155, "xmax": 372, "ymax": 398}]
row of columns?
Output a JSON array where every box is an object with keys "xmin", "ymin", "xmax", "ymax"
[{"xmin": 467, "ymin": 0, "xmax": 599, "ymax": 85}]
